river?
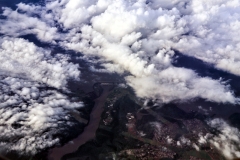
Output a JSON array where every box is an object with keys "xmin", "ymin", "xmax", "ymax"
[{"xmin": 48, "ymin": 85, "xmax": 112, "ymax": 160}]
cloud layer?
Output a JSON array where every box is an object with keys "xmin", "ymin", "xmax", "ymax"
[
  {"xmin": 1, "ymin": 0, "xmax": 239, "ymax": 103},
  {"xmin": 0, "ymin": 38, "xmax": 82, "ymax": 154},
  {"xmin": 0, "ymin": 38, "xmax": 80, "ymax": 88},
  {"xmin": 0, "ymin": 76, "xmax": 83, "ymax": 154}
]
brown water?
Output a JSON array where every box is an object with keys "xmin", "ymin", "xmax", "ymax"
[{"xmin": 48, "ymin": 86, "xmax": 112, "ymax": 160}]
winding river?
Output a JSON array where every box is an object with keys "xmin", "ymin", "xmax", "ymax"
[{"xmin": 48, "ymin": 85, "xmax": 112, "ymax": 160}]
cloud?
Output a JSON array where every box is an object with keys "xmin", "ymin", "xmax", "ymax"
[
  {"xmin": 0, "ymin": 36, "xmax": 82, "ymax": 154},
  {"xmin": 0, "ymin": 37, "xmax": 80, "ymax": 89},
  {"xmin": 126, "ymin": 67, "xmax": 236, "ymax": 103},
  {"xmin": 198, "ymin": 118, "xmax": 240, "ymax": 159},
  {"xmin": 0, "ymin": 7, "xmax": 58, "ymax": 42},
  {"xmin": 0, "ymin": 76, "xmax": 83, "ymax": 154},
  {"xmin": 1, "ymin": 0, "xmax": 238, "ymax": 103},
  {"xmin": 174, "ymin": 0, "xmax": 240, "ymax": 76}
]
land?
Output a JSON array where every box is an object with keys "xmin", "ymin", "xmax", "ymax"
[
  {"xmin": 60, "ymin": 86, "xmax": 230, "ymax": 160},
  {"xmin": 1, "ymin": 81, "xmax": 239, "ymax": 160}
]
